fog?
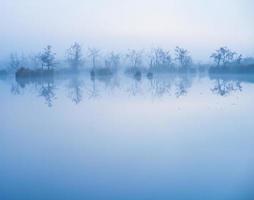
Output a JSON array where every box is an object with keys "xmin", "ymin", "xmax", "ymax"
[
  {"xmin": 1, "ymin": 69, "xmax": 254, "ymax": 199},
  {"xmin": 1, "ymin": 0, "xmax": 254, "ymax": 61},
  {"xmin": 1, "ymin": 2, "xmax": 254, "ymax": 199}
]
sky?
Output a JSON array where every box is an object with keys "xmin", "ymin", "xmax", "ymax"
[{"xmin": 0, "ymin": 0, "xmax": 254, "ymax": 61}]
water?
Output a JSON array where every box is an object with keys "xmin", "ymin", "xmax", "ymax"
[{"xmin": 1, "ymin": 73, "xmax": 254, "ymax": 200}]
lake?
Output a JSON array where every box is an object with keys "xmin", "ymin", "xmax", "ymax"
[{"xmin": 0, "ymin": 73, "xmax": 254, "ymax": 200}]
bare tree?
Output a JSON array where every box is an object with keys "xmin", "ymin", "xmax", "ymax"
[
  {"xmin": 66, "ymin": 42, "xmax": 84, "ymax": 70},
  {"xmin": 88, "ymin": 48, "xmax": 100, "ymax": 70},
  {"xmin": 235, "ymin": 54, "xmax": 243, "ymax": 65},
  {"xmin": 126, "ymin": 49, "xmax": 143, "ymax": 68},
  {"xmin": 175, "ymin": 46, "xmax": 192, "ymax": 68},
  {"xmin": 39, "ymin": 45, "xmax": 56, "ymax": 70},
  {"xmin": 9, "ymin": 53, "xmax": 21, "ymax": 72},
  {"xmin": 149, "ymin": 48, "xmax": 172, "ymax": 68},
  {"xmin": 9, "ymin": 53, "xmax": 27, "ymax": 72},
  {"xmin": 29, "ymin": 54, "xmax": 41, "ymax": 69},
  {"xmin": 105, "ymin": 52, "xmax": 120, "ymax": 71},
  {"xmin": 210, "ymin": 47, "xmax": 237, "ymax": 67}
]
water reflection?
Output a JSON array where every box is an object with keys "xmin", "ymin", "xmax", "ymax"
[
  {"xmin": 127, "ymin": 74, "xmax": 143, "ymax": 96},
  {"xmin": 15, "ymin": 76, "xmax": 56, "ymax": 106},
  {"xmin": 147, "ymin": 75, "xmax": 193, "ymax": 98},
  {"xmin": 39, "ymin": 82, "xmax": 56, "ymax": 107},
  {"xmin": 211, "ymin": 79, "xmax": 242, "ymax": 96},
  {"xmin": 1, "ymin": 72, "xmax": 254, "ymax": 200},
  {"xmin": 11, "ymin": 82, "xmax": 22, "ymax": 95},
  {"xmin": 67, "ymin": 76, "xmax": 83, "ymax": 104},
  {"xmin": 175, "ymin": 75, "xmax": 193, "ymax": 98},
  {"xmin": 5, "ymin": 72, "xmax": 253, "ymax": 106}
]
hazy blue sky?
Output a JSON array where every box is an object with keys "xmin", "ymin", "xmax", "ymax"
[{"xmin": 1, "ymin": 0, "xmax": 253, "ymax": 61}]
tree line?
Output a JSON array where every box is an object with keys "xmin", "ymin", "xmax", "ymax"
[{"xmin": 3, "ymin": 43, "xmax": 254, "ymax": 75}]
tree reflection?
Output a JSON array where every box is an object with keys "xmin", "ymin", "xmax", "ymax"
[
  {"xmin": 11, "ymin": 83, "xmax": 22, "ymax": 95},
  {"xmin": 175, "ymin": 75, "xmax": 192, "ymax": 98},
  {"xmin": 127, "ymin": 73, "xmax": 143, "ymax": 96},
  {"xmin": 175, "ymin": 81, "xmax": 188, "ymax": 97},
  {"xmin": 67, "ymin": 76, "xmax": 83, "ymax": 104},
  {"xmin": 15, "ymin": 75, "xmax": 56, "ymax": 107},
  {"xmin": 211, "ymin": 79, "xmax": 242, "ymax": 96},
  {"xmin": 87, "ymin": 72, "xmax": 119, "ymax": 98},
  {"xmin": 149, "ymin": 79, "xmax": 171, "ymax": 97},
  {"xmin": 39, "ymin": 82, "xmax": 56, "ymax": 107},
  {"xmin": 10, "ymin": 72, "xmax": 249, "ymax": 106},
  {"xmin": 87, "ymin": 74, "xmax": 99, "ymax": 98}
]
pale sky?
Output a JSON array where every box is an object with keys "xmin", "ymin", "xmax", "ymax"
[{"xmin": 0, "ymin": 0, "xmax": 254, "ymax": 61}]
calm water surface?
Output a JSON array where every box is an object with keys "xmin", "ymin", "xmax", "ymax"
[{"xmin": 0, "ymin": 73, "xmax": 254, "ymax": 200}]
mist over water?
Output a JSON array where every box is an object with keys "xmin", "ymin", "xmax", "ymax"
[
  {"xmin": 1, "ymin": 73, "xmax": 254, "ymax": 199},
  {"xmin": 1, "ymin": 0, "xmax": 254, "ymax": 199}
]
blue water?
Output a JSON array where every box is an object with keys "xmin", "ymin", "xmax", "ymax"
[{"xmin": 0, "ymin": 73, "xmax": 254, "ymax": 200}]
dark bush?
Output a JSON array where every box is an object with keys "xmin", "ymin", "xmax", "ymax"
[
  {"xmin": 209, "ymin": 64, "xmax": 254, "ymax": 74},
  {"xmin": 147, "ymin": 72, "xmax": 153, "ymax": 80},
  {"xmin": 16, "ymin": 67, "xmax": 54, "ymax": 78}
]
